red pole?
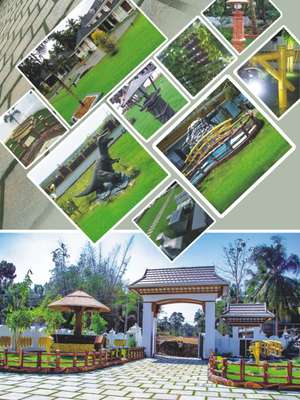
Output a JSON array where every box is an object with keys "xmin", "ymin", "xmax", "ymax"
[
  {"xmin": 288, "ymin": 361, "xmax": 293, "ymax": 385},
  {"xmin": 232, "ymin": 9, "xmax": 246, "ymax": 52},
  {"xmin": 263, "ymin": 361, "xmax": 268, "ymax": 384},
  {"xmin": 240, "ymin": 358, "xmax": 245, "ymax": 381}
]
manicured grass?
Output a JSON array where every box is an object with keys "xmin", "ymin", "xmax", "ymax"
[
  {"xmin": 4, "ymin": 353, "xmax": 87, "ymax": 368},
  {"xmin": 57, "ymin": 133, "xmax": 167, "ymax": 242},
  {"xmin": 215, "ymin": 357, "xmax": 300, "ymax": 384},
  {"xmin": 137, "ymin": 185, "xmax": 183, "ymax": 244},
  {"xmin": 198, "ymin": 118, "xmax": 291, "ymax": 213},
  {"xmin": 125, "ymin": 75, "xmax": 187, "ymax": 139},
  {"xmin": 51, "ymin": 13, "xmax": 165, "ymax": 123}
]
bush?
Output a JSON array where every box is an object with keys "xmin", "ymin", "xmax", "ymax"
[
  {"xmin": 91, "ymin": 29, "xmax": 118, "ymax": 55},
  {"xmin": 91, "ymin": 314, "xmax": 108, "ymax": 335}
]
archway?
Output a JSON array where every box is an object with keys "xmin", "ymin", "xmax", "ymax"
[
  {"xmin": 129, "ymin": 266, "xmax": 229, "ymax": 359},
  {"xmin": 155, "ymin": 300, "xmax": 204, "ymax": 358}
]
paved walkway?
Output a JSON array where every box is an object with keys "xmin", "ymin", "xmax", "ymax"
[{"xmin": 0, "ymin": 357, "xmax": 299, "ymax": 400}]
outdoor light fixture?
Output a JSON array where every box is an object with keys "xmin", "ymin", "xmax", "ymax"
[
  {"xmin": 227, "ymin": 0, "xmax": 249, "ymax": 9},
  {"xmin": 248, "ymin": 79, "xmax": 265, "ymax": 97},
  {"xmin": 227, "ymin": 0, "xmax": 249, "ymax": 53},
  {"xmin": 119, "ymin": 68, "xmax": 175, "ymax": 124}
]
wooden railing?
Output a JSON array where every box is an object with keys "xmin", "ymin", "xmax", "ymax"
[
  {"xmin": 209, "ymin": 355, "xmax": 300, "ymax": 389},
  {"xmin": 0, "ymin": 347, "xmax": 144, "ymax": 374}
]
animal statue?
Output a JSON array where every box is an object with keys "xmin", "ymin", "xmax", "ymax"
[{"xmin": 76, "ymin": 134, "xmax": 123, "ymax": 199}]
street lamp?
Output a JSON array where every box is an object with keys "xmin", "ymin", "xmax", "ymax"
[{"xmin": 227, "ymin": 0, "xmax": 249, "ymax": 53}]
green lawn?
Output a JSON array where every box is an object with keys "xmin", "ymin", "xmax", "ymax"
[
  {"xmin": 51, "ymin": 13, "xmax": 165, "ymax": 124},
  {"xmin": 3, "ymin": 353, "xmax": 88, "ymax": 369},
  {"xmin": 215, "ymin": 357, "xmax": 300, "ymax": 384},
  {"xmin": 198, "ymin": 119, "xmax": 291, "ymax": 213},
  {"xmin": 125, "ymin": 75, "xmax": 187, "ymax": 139},
  {"xmin": 136, "ymin": 185, "xmax": 182, "ymax": 244},
  {"xmin": 57, "ymin": 133, "xmax": 167, "ymax": 242}
]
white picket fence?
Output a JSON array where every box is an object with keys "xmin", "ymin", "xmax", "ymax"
[{"xmin": 0, "ymin": 324, "xmax": 143, "ymax": 351}]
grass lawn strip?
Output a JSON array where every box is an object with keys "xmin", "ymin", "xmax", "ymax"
[
  {"xmin": 215, "ymin": 358, "xmax": 300, "ymax": 384},
  {"xmin": 198, "ymin": 119, "xmax": 291, "ymax": 213},
  {"xmin": 125, "ymin": 75, "xmax": 187, "ymax": 139},
  {"xmin": 137, "ymin": 185, "xmax": 183, "ymax": 244},
  {"xmin": 58, "ymin": 133, "xmax": 167, "ymax": 242},
  {"xmin": 147, "ymin": 189, "xmax": 173, "ymax": 236},
  {"xmin": 51, "ymin": 13, "xmax": 165, "ymax": 123},
  {"xmin": 5, "ymin": 353, "xmax": 92, "ymax": 368}
]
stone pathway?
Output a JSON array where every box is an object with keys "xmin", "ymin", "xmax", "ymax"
[{"xmin": 0, "ymin": 357, "xmax": 299, "ymax": 400}]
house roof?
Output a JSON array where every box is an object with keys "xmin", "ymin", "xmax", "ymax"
[
  {"xmin": 76, "ymin": 0, "xmax": 122, "ymax": 47},
  {"xmin": 129, "ymin": 266, "xmax": 229, "ymax": 296},
  {"xmin": 221, "ymin": 303, "xmax": 274, "ymax": 326},
  {"xmin": 48, "ymin": 290, "xmax": 110, "ymax": 313}
]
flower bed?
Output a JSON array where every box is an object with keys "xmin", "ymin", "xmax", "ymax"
[
  {"xmin": 209, "ymin": 355, "xmax": 300, "ymax": 390},
  {"xmin": 0, "ymin": 347, "xmax": 144, "ymax": 374}
]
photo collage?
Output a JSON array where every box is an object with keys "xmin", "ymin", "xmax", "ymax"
[{"xmin": 1, "ymin": 0, "xmax": 300, "ymax": 396}]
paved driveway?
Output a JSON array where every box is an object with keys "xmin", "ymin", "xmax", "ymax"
[{"xmin": 0, "ymin": 357, "xmax": 299, "ymax": 400}]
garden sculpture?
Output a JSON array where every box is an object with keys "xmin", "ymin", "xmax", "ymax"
[
  {"xmin": 76, "ymin": 134, "xmax": 135, "ymax": 201},
  {"xmin": 249, "ymin": 340, "xmax": 283, "ymax": 364}
]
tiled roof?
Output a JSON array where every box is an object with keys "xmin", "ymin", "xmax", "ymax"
[
  {"xmin": 222, "ymin": 303, "xmax": 274, "ymax": 319},
  {"xmin": 129, "ymin": 266, "xmax": 228, "ymax": 289}
]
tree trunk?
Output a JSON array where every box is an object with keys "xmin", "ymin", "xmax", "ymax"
[
  {"xmin": 249, "ymin": 0, "xmax": 258, "ymax": 35},
  {"xmin": 274, "ymin": 314, "xmax": 279, "ymax": 337},
  {"xmin": 75, "ymin": 310, "xmax": 83, "ymax": 337},
  {"xmin": 54, "ymin": 75, "xmax": 84, "ymax": 106}
]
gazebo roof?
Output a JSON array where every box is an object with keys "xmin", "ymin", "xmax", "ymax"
[
  {"xmin": 121, "ymin": 66, "xmax": 156, "ymax": 106},
  {"xmin": 49, "ymin": 290, "xmax": 110, "ymax": 313},
  {"xmin": 222, "ymin": 303, "xmax": 274, "ymax": 326},
  {"xmin": 129, "ymin": 266, "xmax": 229, "ymax": 296}
]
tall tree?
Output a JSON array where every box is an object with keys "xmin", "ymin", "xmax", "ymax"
[
  {"xmin": 3, "ymin": 108, "xmax": 21, "ymax": 125},
  {"xmin": 169, "ymin": 312, "xmax": 185, "ymax": 335},
  {"xmin": 50, "ymin": 241, "xmax": 70, "ymax": 296},
  {"xmin": 0, "ymin": 260, "xmax": 16, "ymax": 323},
  {"xmin": 221, "ymin": 238, "xmax": 252, "ymax": 303},
  {"xmin": 246, "ymin": 236, "xmax": 300, "ymax": 336}
]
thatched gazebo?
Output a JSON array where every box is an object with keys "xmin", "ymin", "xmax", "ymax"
[{"xmin": 49, "ymin": 290, "xmax": 110, "ymax": 337}]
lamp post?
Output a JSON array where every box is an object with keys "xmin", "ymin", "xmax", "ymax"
[
  {"xmin": 227, "ymin": 0, "xmax": 249, "ymax": 53},
  {"xmin": 118, "ymin": 67, "xmax": 175, "ymax": 124}
]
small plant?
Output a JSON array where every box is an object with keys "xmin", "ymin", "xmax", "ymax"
[
  {"xmin": 91, "ymin": 314, "xmax": 108, "ymax": 335},
  {"xmin": 91, "ymin": 29, "xmax": 118, "ymax": 55}
]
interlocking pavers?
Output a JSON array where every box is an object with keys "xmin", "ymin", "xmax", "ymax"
[{"xmin": 1, "ymin": 358, "xmax": 300, "ymax": 400}]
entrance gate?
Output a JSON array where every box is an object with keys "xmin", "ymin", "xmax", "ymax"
[{"xmin": 129, "ymin": 266, "xmax": 229, "ymax": 359}]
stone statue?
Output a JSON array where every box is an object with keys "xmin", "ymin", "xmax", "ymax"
[{"xmin": 76, "ymin": 134, "xmax": 133, "ymax": 201}]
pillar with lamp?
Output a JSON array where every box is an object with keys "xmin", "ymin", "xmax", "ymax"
[{"xmin": 227, "ymin": 0, "xmax": 249, "ymax": 53}]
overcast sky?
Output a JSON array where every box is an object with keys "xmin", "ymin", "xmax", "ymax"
[
  {"xmin": 1, "ymin": 230, "xmax": 299, "ymax": 324},
  {"xmin": 0, "ymin": 91, "xmax": 46, "ymax": 141},
  {"xmin": 28, "ymin": 104, "xmax": 111, "ymax": 184}
]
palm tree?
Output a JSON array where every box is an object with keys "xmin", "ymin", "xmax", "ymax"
[
  {"xmin": 3, "ymin": 108, "xmax": 21, "ymax": 125},
  {"xmin": 246, "ymin": 236, "xmax": 300, "ymax": 336},
  {"xmin": 25, "ymin": 39, "xmax": 84, "ymax": 106}
]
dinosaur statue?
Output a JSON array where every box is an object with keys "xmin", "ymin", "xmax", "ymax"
[{"xmin": 76, "ymin": 134, "xmax": 128, "ymax": 200}]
